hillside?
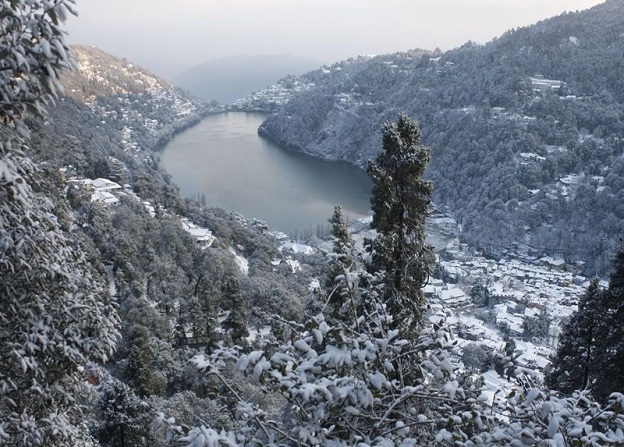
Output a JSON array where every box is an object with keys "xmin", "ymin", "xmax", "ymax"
[
  {"xmin": 257, "ymin": 0, "xmax": 624, "ymax": 275},
  {"xmin": 60, "ymin": 45, "xmax": 225, "ymax": 153},
  {"xmin": 4, "ymin": 4, "xmax": 624, "ymax": 443},
  {"xmin": 172, "ymin": 54, "xmax": 322, "ymax": 103},
  {"xmin": 21, "ymin": 45, "xmax": 322, "ymax": 442}
]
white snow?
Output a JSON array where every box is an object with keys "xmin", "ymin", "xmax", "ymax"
[
  {"xmin": 228, "ymin": 247, "xmax": 249, "ymax": 275},
  {"xmin": 280, "ymin": 241, "xmax": 314, "ymax": 255}
]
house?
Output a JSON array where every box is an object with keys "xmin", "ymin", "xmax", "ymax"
[
  {"xmin": 91, "ymin": 190, "xmax": 119, "ymax": 205},
  {"xmin": 91, "ymin": 178, "xmax": 122, "ymax": 191},
  {"xmin": 538, "ymin": 256, "xmax": 566, "ymax": 271},
  {"xmin": 188, "ymin": 228, "xmax": 214, "ymax": 245},
  {"xmin": 180, "ymin": 218, "xmax": 215, "ymax": 247},
  {"xmin": 529, "ymin": 76, "xmax": 563, "ymax": 92},
  {"xmin": 67, "ymin": 178, "xmax": 93, "ymax": 190},
  {"xmin": 438, "ymin": 288, "xmax": 469, "ymax": 308}
]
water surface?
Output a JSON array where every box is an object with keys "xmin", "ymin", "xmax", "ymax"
[{"xmin": 160, "ymin": 112, "xmax": 372, "ymax": 234}]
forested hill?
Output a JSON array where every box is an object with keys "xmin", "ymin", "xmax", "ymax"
[
  {"xmin": 61, "ymin": 45, "xmax": 223, "ymax": 152},
  {"xmin": 259, "ymin": 0, "xmax": 624, "ymax": 275},
  {"xmin": 21, "ymin": 44, "xmax": 320, "ymax": 443}
]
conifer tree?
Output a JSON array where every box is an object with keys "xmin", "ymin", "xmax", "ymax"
[
  {"xmin": 221, "ymin": 277, "xmax": 249, "ymax": 345},
  {"xmin": 549, "ymin": 246, "xmax": 624, "ymax": 402},
  {"xmin": 366, "ymin": 113, "xmax": 434, "ymax": 333},
  {"xmin": 325, "ymin": 205, "xmax": 358, "ymax": 321},
  {"xmin": 187, "ymin": 274, "xmax": 219, "ymax": 349},
  {"xmin": 95, "ymin": 381, "xmax": 151, "ymax": 447},
  {"xmin": 547, "ymin": 278, "xmax": 603, "ymax": 394},
  {"xmin": 594, "ymin": 245, "xmax": 624, "ymax": 401}
]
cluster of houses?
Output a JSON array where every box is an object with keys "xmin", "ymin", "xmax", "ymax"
[
  {"xmin": 66, "ymin": 176, "xmax": 124, "ymax": 206},
  {"xmin": 232, "ymin": 78, "xmax": 314, "ymax": 111},
  {"xmin": 63, "ymin": 170, "xmax": 214, "ymax": 248},
  {"xmin": 420, "ymin": 247, "xmax": 592, "ymax": 380}
]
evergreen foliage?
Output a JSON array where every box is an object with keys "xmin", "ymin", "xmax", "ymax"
[
  {"xmin": 221, "ymin": 277, "xmax": 250, "ymax": 346},
  {"xmin": 367, "ymin": 113, "xmax": 434, "ymax": 333},
  {"xmin": 95, "ymin": 381, "xmax": 151, "ymax": 447},
  {"xmin": 4, "ymin": 2, "xmax": 624, "ymax": 444},
  {"xmin": 0, "ymin": 1, "xmax": 121, "ymax": 444},
  {"xmin": 183, "ymin": 308, "xmax": 485, "ymax": 447},
  {"xmin": 547, "ymin": 278, "xmax": 602, "ymax": 394},
  {"xmin": 325, "ymin": 205, "xmax": 358, "ymax": 321},
  {"xmin": 258, "ymin": 0, "xmax": 624, "ymax": 275},
  {"xmin": 0, "ymin": 0, "xmax": 75, "ymax": 125},
  {"xmin": 595, "ymin": 245, "xmax": 624, "ymax": 401},
  {"xmin": 548, "ymin": 246, "xmax": 624, "ymax": 402}
]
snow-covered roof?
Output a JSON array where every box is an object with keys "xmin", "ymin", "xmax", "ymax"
[
  {"xmin": 92, "ymin": 178, "xmax": 121, "ymax": 190},
  {"xmin": 280, "ymin": 241, "xmax": 314, "ymax": 255},
  {"xmin": 91, "ymin": 190, "xmax": 119, "ymax": 205}
]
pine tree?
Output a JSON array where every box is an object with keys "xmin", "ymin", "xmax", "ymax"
[
  {"xmin": 366, "ymin": 113, "xmax": 434, "ymax": 333},
  {"xmin": 547, "ymin": 278, "xmax": 603, "ymax": 394},
  {"xmin": 221, "ymin": 277, "xmax": 249, "ymax": 346},
  {"xmin": 188, "ymin": 276, "xmax": 219, "ymax": 349},
  {"xmin": 95, "ymin": 381, "xmax": 151, "ymax": 447},
  {"xmin": 325, "ymin": 205, "xmax": 358, "ymax": 321},
  {"xmin": 608, "ymin": 244, "xmax": 624, "ymax": 290},
  {"xmin": 124, "ymin": 328, "xmax": 167, "ymax": 397},
  {"xmin": 593, "ymin": 246, "xmax": 624, "ymax": 401},
  {"xmin": 548, "ymin": 246, "xmax": 624, "ymax": 402}
]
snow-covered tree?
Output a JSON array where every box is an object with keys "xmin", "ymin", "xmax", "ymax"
[
  {"xmin": 366, "ymin": 113, "xmax": 434, "ymax": 335},
  {"xmin": 547, "ymin": 278, "xmax": 603, "ymax": 394},
  {"xmin": 0, "ymin": 0, "xmax": 75, "ymax": 126},
  {"xmin": 221, "ymin": 277, "xmax": 250, "ymax": 346},
  {"xmin": 594, "ymin": 246, "xmax": 624, "ymax": 401},
  {"xmin": 479, "ymin": 386, "xmax": 624, "ymax": 446},
  {"xmin": 179, "ymin": 307, "xmax": 484, "ymax": 447},
  {"xmin": 325, "ymin": 204, "xmax": 358, "ymax": 322},
  {"xmin": 549, "ymin": 247, "xmax": 624, "ymax": 402},
  {"xmin": 0, "ymin": 134, "xmax": 120, "ymax": 445},
  {"xmin": 0, "ymin": 1, "xmax": 120, "ymax": 444},
  {"xmin": 95, "ymin": 381, "xmax": 151, "ymax": 447}
]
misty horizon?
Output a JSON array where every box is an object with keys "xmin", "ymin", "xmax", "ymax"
[{"xmin": 66, "ymin": 0, "xmax": 605, "ymax": 80}]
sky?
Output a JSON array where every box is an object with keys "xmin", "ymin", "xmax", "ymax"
[{"xmin": 66, "ymin": 0, "xmax": 606, "ymax": 79}]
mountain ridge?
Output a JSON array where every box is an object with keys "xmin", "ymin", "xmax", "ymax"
[{"xmin": 256, "ymin": 0, "xmax": 624, "ymax": 275}]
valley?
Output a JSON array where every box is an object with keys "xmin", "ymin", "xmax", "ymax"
[{"xmin": 2, "ymin": 1, "xmax": 624, "ymax": 446}]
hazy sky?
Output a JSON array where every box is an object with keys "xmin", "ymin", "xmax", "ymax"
[{"xmin": 66, "ymin": 0, "xmax": 605, "ymax": 79}]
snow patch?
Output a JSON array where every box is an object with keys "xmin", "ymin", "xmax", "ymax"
[{"xmin": 229, "ymin": 247, "xmax": 249, "ymax": 275}]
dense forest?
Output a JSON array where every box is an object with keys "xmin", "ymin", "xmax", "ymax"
[
  {"xmin": 259, "ymin": 0, "xmax": 624, "ymax": 275},
  {"xmin": 1, "ymin": 1, "xmax": 624, "ymax": 446}
]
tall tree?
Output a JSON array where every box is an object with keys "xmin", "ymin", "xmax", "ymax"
[
  {"xmin": 325, "ymin": 205, "xmax": 357, "ymax": 321},
  {"xmin": 548, "ymin": 246, "xmax": 624, "ymax": 402},
  {"xmin": 189, "ymin": 275, "xmax": 219, "ymax": 349},
  {"xmin": 0, "ymin": 1, "xmax": 120, "ymax": 444},
  {"xmin": 95, "ymin": 381, "xmax": 151, "ymax": 447},
  {"xmin": 221, "ymin": 277, "xmax": 249, "ymax": 346},
  {"xmin": 366, "ymin": 113, "xmax": 434, "ymax": 333},
  {"xmin": 546, "ymin": 278, "xmax": 603, "ymax": 394},
  {"xmin": 594, "ymin": 245, "xmax": 624, "ymax": 401}
]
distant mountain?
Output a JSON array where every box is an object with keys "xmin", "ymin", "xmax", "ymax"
[
  {"xmin": 258, "ymin": 0, "xmax": 624, "ymax": 275},
  {"xmin": 172, "ymin": 54, "xmax": 322, "ymax": 103},
  {"xmin": 61, "ymin": 45, "xmax": 223, "ymax": 154}
]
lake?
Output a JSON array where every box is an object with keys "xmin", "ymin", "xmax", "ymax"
[{"xmin": 160, "ymin": 112, "xmax": 372, "ymax": 235}]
